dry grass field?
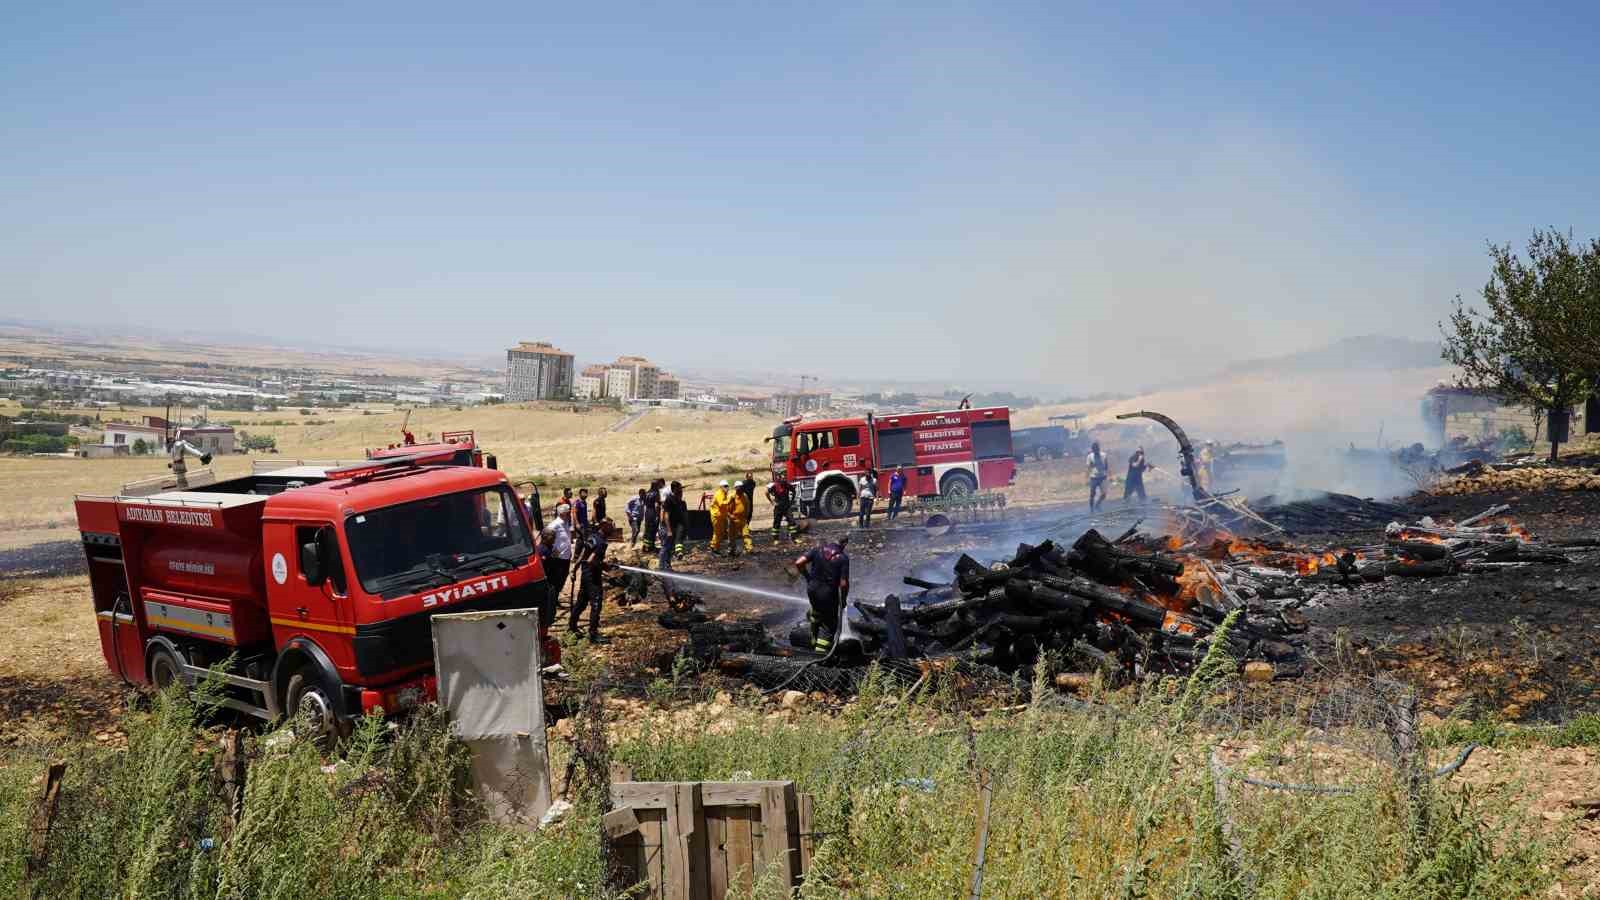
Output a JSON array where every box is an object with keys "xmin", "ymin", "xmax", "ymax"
[{"xmin": 0, "ymin": 400, "xmax": 777, "ymax": 546}]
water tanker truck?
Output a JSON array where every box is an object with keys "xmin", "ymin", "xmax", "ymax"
[{"xmin": 74, "ymin": 452, "xmax": 555, "ymax": 737}]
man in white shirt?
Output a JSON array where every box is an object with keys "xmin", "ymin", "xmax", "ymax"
[
  {"xmin": 544, "ymin": 503, "xmax": 574, "ymax": 596},
  {"xmin": 1086, "ymin": 442, "xmax": 1109, "ymax": 512}
]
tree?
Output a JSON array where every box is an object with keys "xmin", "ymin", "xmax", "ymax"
[
  {"xmin": 132, "ymin": 438, "xmax": 149, "ymax": 455},
  {"xmin": 1441, "ymin": 229, "xmax": 1600, "ymax": 461},
  {"xmin": 238, "ymin": 431, "xmax": 276, "ymax": 452}
]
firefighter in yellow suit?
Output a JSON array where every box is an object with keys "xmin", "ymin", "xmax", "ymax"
[
  {"xmin": 709, "ymin": 480, "xmax": 733, "ymax": 555},
  {"xmin": 730, "ymin": 486, "xmax": 753, "ymax": 554}
]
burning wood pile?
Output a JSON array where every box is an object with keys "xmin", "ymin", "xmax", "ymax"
[
  {"xmin": 1377, "ymin": 504, "xmax": 1596, "ymax": 574},
  {"xmin": 847, "ymin": 527, "xmax": 1310, "ymax": 682}
]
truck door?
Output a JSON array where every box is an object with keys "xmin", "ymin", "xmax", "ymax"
[
  {"xmin": 837, "ymin": 426, "xmax": 867, "ymax": 476},
  {"xmin": 266, "ymin": 521, "xmax": 354, "ymax": 656}
]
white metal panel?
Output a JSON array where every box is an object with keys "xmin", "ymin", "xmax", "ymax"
[{"xmin": 432, "ymin": 608, "xmax": 551, "ymax": 826}]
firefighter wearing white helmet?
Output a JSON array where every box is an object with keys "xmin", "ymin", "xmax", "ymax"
[{"xmin": 710, "ymin": 480, "xmax": 734, "ymax": 555}]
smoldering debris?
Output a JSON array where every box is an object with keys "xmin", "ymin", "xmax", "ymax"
[{"xmin": 683, "ymin": 503, "xmax": 1592, "ymax": 696}]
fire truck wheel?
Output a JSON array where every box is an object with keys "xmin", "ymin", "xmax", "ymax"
[
  {"xmin": 285, "ymin": 670, "xmax": 339, "ymax": 741},
  {"xmin": 147, "ymin": 645, "xmax": 187, "ymax": 692},
  {"xmin": 816, "ymin": 483, "xmax": 854, "ymax": 519},
  {"xmin": 940, "ymin": 471, "xmax": 978, "ymax": 498}
]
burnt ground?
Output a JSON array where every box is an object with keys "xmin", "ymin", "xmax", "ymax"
[
  {"xmin": 588, "ymin": 488, "xmax": 1600, "ymax": 721},
  {"xmin": 1299, "ymin": 487, "xmax": 1600, "ymax": 721},
  {"xmin": 0, "ymin": 539, "xmax": 84, "ymax": 580}
]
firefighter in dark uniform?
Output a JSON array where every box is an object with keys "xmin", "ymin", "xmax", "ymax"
[
  {"xmin": 767, "ymin": 473, "xmax": 799, "ymax": 544},
  {"xmin": 570, "ymin": 518, "xmax": 618, "ymax": 642},
  {"xmin": 793, "ymin": 535, "xmax": 849, "ymax": 653}
]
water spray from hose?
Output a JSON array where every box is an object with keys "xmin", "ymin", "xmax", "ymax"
[{"xmin": 614, "ymin": 564, "xmax": 808, "ymax": 606}]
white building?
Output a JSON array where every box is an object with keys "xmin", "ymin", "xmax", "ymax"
[
  {"xmin": 102, "ymin": 422, "xmax": 168, "ymax": 453},
  {"xmin": 574, "ymin": 374, "xmax": 604, "ymax": 400},
  {"xmin": 101, "ymin": 422, "xmax": 235, "ymax": 455},
  {"xmin": 604, "ymin": 368, "xmax": 635, "ymax": 400}
]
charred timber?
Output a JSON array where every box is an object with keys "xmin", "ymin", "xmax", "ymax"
[
  {"xmin": 907, "ymin": 587, "xmax": 1008, "ymax": 624},
  {"xmin": 1383, "ymin": 559, "xmax": 1459, "ymax": 578}
]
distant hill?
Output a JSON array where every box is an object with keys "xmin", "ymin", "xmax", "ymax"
[{"xmin": 1209, "ymin": 335, "xmax": 1443, "ymax": 381}]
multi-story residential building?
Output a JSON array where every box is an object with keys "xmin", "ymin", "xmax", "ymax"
[
  {"xmin": 768, "ymin": 392, "xmax": 832, "ymax": 417},
  {"xmin": 505, "ymin": 341, "xmax": 575, "ymax": 401},
  {"xmin": 656, "ymin": 374, "xmax": 681, "ymax": 400},
  {"xmin": 574, "ymin": 374, "xmax": 604, "ymax": 400},
  {"xmin": 604, "ymin": 367, "xmax": 635, "ymax": 400}
]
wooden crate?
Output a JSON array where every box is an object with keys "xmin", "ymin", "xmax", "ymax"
[
  {"xmin": 608, "ymin": 782, "xmax": 708, "ymax": 900},
  {"xmin": 702, "ymin": 781, "xmax": 801, "ymax": 896},
  {"xmin": 607, "ymin": 780, "xmax": 814, "ymax": 900}
]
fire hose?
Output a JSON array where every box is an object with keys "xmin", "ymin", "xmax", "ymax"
[
  {"xmin": 762, "ymin": 591, "xmax": 852, "ymax": 696},
  {"xmin": 1115, "ymin": 409, "xmax": 1210, "ymax": 503}
]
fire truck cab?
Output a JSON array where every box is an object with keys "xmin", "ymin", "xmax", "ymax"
[
  {"xmin": 74, "ymin": 454, "xmax": 553, "ymax": 736},
  {"xmin": 771, "ymin": 406, "xmax": 1016, "ymax": 518}
]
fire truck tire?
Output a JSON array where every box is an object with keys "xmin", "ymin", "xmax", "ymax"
[
  {"xmin": 285, "ymin": 670, "xmax": 342, "ymax": 740},
  {"xmin": 816, "ymin": 483, "xmax": 854, "ymax": 519},
  {"xmin": 940, "ymin": 471, "xmax": 978, "ymax": 498},
  {"xmin": 147, "ymin": 643, "xmax": 187, "ymax": 692}
]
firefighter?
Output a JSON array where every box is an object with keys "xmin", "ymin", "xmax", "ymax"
[
  {"xmin": 570, "ymin": 518, "xmax": 618, "ymax": 642},
  {"xmin": 794, "ymin": 535, "xmax": 849, "ymax": 653},
  {"xmin": 657, "ymin": 481, "xmax": 687, "ymax": 602},
  {"xmin": 1124, "ymin": 447, "xmax": 1149, "ymax": 504},
  {"xmin": 736, "ymin": 471, "xmax": 757, "ymax": 514},
  {"xmin": 1196, "ymin": 441, "xmax": 1216, "ymax": 491},
  {"xmin": 710, "ymin": 480, "xmax": 733, "ymax": 554},
  {"xmin": 735, "ymin": 472, "xmax": 757, "ymax": 548},
  {"xmin": 767, "ymin": 474, "xmax": 799, "ymax": 544},
  {"xmin": 641, "ymin": 479, "xmax": 662, "ymax": 553},
  {"xmin": 730, "ymin": 483, "xmax": 753, "ymax": 554}
]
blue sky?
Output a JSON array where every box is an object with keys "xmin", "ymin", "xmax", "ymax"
[{"xmin": 3, "ymin": 2, "xmax": 1597, "ymax": 392}]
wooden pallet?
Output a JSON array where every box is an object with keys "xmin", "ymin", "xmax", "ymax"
[{"xmin": 606, "ymin": 779, "xmax": 815, "ymax": 899}]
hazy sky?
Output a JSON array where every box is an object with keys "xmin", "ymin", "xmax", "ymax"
[{"xmin": 4, "ymin": 3, "xmax": 1598, "ymax": 392}]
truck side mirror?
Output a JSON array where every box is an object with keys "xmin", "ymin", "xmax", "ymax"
[
  {"xmin": 300, "ymin": 541, "xmax": 324, "ymax": 586},
  {"xmin": 485, "ymin": 453, "xmax": 498, "ymax": 470}
]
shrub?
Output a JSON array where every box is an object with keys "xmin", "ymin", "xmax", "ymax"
[
  {"xmin": 238, "ymin": 431, "xmax": 276, "ymax": 452},
  {"xmin": 3, "ymin": 689, "xmax": 594, "ymax": 898}
]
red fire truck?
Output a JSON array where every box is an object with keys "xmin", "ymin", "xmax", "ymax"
[
  {"xmin": 74, "ymin": 453, "xmax": 554, "ymax": 736},
  {"xmin": 770, "ymin": 406, "xmax": 1017, "ymax": 518}
]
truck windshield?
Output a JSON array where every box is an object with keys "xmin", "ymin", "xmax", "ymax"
[
  {"xmin": 771, "ymin": 427, "xmax": 791, "ymax": 458},
  {"xmin": 344, "ymin": 486, "xmax": 531, "ymax": 596}
]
